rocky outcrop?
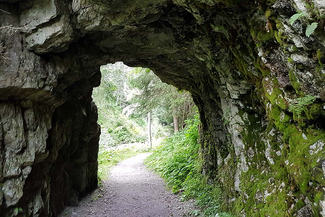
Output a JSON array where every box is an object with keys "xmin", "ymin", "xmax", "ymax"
[{"xmin": 0, "ymin": 0, "xmax": 324, "ymax": 216}]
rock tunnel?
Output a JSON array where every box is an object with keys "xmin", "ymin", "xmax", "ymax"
[{"xmin": 0, "ymin": 0, "xmax": 325, "ymax": 216}]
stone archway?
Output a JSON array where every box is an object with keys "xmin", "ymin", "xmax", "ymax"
[{"xmin": 0, "ymin": 0, "xmax": 324, "ymax": 216}]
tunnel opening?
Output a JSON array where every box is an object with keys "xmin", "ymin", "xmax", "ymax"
[
  {"xmin": 92, "ymin": 61, "xmax": 197, "ymax": 176},
  {"xmin": 50, "ymin": 61, "xmax": 199, "ymax": 216}
]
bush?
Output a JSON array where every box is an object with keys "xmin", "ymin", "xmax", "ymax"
[{"xmin": 145, "ymin": 114, "xmax": 233, "ymax": 217}]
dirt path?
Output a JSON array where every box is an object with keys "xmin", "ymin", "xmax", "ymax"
[{"xmin": 60, "ymin": 153, "xmax": 197, "ymax": 217}]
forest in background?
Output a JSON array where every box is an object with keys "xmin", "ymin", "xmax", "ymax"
[{"xmin": 92, "ymin": 62, "xmax": 196, "ymax": 148}]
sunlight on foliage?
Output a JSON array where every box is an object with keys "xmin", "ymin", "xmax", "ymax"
[
  {"xmin": 145, "ymin": 114, "xmax": 233, "ymax": 217},
  {"xmin": 93, "ymin": 63, "xmax": 146, "ymax": 146}
]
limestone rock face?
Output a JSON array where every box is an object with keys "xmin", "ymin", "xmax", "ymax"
[{"xmin": 0, "ymin": 0, "xmax": 324, "ymax": 216}]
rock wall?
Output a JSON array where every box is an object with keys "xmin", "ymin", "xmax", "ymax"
[
  {"xmin": 0, "ymin": 0, "xmax": 324, "ymax": 216},
  {"xmin": 0, "ymin": 2, "xmax": 101, "ymax": 216}
]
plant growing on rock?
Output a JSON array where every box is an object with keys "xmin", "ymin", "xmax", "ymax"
[
  {"xmin": 288, "ymin": 95, "xmax": 317, "ymax": 119},
  {"xmin": 289, "ymin": 12, "xmax": 318, "ymax": 37}
]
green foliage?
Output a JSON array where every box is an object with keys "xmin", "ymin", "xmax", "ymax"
[
  {"xmin": 93, "ymin": 64, "xmax": 146, "ymax": 146},
  {"xmin": 317, "ymin": 49, "xmax": 324, "ymax": 67},
  {"xmin": 289, "ymin": 12, "xmax": 305, "ymax": 25},
  {"xmin": 129, "ymin": 67, "xmax": 196, "ymax": 129},
  {"xmin": 94, "ymin": 63, "xmax": 196, "ymax": 144},
  {"xmin": 13, "ymin": 207, "xmax": 23, "ymax": 216},
  {"xmin": 289, "ymin": 70, "xmax": 302, "ymax": 94},
  {"xmin": 262, "ymin": 78, "xmax": 288, "ymax": 110},
  {"xmin": 289, "ymin": 13, "xmax": 318, "ymax": 37},
  {"xmin": 263, "ymin": 81, "xmax": 325, "ymax": 216},
  {"xmin": 211, "ymin": 25, "xmax": 230, "ymax": 40},
  {"xmin": 289, "ymin": 95, "xmax": 316, "ymax": 119},
  {"xmin": 146, "ymin": 114, "xmax": 232, "ymax": 217},
  {"xmin": 305, "ymin": 22, "xmax": 318, "ymax": 37},
  {"xmin": 146, "ymin": 115, "xmax": 200, "ymax": 190}
]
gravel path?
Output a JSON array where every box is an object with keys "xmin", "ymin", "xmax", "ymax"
[{"xmin": 60, "ymin": 153, "xmax": 197, "ymax": 217}]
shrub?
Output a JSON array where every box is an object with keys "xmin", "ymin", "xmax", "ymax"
[{"xmin": 146, "ymin": 114, "xmax": 233, "ymax": 217}]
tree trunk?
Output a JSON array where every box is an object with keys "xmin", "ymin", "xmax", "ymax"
[
  {"xmin": 147, "ymin": 112, "xmax": 152, "ymax": 149},
  {"xmin": 173, "ymin": 112, "xmax": 179, "ymax": 133}
]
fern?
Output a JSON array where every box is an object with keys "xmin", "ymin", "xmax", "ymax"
[{"xmin": 289, "ymin": 95, "xmax": 316, "ymax": 118}]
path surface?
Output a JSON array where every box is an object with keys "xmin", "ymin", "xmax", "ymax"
[{"xmin": 60, "ymin": 153, "xmax": 197, "ymax": 217}]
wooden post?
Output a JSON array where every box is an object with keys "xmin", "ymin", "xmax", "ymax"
[{"xmin": 147, "ymin": 112, "xmax": 152, "ymax": 149}]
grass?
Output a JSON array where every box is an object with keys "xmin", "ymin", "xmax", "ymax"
[{"xmin": 145, "ymin": 115, "xmax": 233, "ymax": 217}]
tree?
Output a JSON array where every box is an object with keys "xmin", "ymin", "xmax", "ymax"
[
  {"xmin": 92, "ymin": 63, "xmax": 146, "ymax": 146},
  {"xmin": 129, "ymin": 67, "xmax": 196, "ymax": 132}
]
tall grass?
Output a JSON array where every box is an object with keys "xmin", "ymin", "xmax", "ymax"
[{"xmin": 145, "ymin": 115, "xmax": 232, "ymax": 217}]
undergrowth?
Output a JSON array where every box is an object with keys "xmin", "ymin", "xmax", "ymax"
[{"xmin": 145, "ymin": 115, "xmax": 232, "ymax": 217}]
